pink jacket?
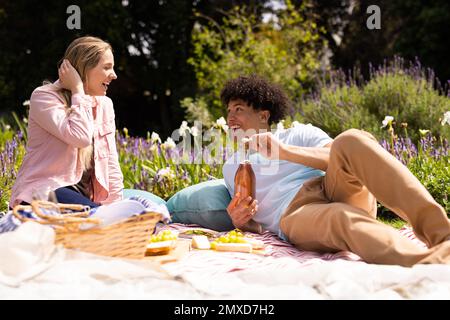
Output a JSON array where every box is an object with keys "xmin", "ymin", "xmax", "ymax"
[{"xmin": 9, "ymin": 80, "xmax": 123, "ymax": 208}]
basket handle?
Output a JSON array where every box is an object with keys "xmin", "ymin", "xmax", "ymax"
[
  {"xmin": 32, "ymin": 200, "xmax": 91, "ymax": 217},
  {"xmin": 30, "ymin": 201, "xmax": 100, "ymax": 225},
  {"xmin": 12, "ymin": 202, "xmax": 101, "ymax": 233},
  {"xmin": 12, "ymin": 204, "xmax": 61, "ymax": 226}
]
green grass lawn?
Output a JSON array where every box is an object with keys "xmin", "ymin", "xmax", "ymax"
[{"xmin": 378, "ymin": 216, "xmax": 408, "ymax": 229}]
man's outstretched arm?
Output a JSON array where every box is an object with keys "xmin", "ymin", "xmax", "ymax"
[
  {"xmin": 280, "ymin": 142, "xmax": 332, "ymax": 172},
  {"xmin": 249, "ymin": 132, "xmax": 332, "ymax": 172}
]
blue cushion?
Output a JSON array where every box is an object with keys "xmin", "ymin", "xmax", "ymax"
[
  {"xmin": 123, "ymin": 189, "xmax": 166, "ymax": 205},
  {"xmin": 166, "ymin": 179, "xmax": 234, "ymax": 231}
]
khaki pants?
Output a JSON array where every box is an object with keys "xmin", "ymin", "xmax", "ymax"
[{"xmin": 279, "ymin": 129, "xmax": 450, "ymax": 267}]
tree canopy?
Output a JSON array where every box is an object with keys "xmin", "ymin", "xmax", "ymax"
[{"xmin": 0, "ymin": 0, "xmax": 448, "ymax": 137}]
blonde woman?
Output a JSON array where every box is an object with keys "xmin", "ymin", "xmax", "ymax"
[{"xmin": 9, "ymin": 36, "xmax": 123, "ymax": 209}]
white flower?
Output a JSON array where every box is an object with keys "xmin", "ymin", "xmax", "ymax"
[
  {"xmin": 191, "ymin": 126, "xmax": 200, "ymax": 137},
  {"xmin": 441, "ymin": 111, "xmax": 450, "ymax": 126},
  {"xmin": 22, "ymin": 100, "xmax": 30, "ymax": 107},
  {"xmin": 276, "ymin": 120, "xmax": 285, "ymax": 131},
  {"xmin": 215, "ymin": 117, "xmax": 229, "ymax": 131},
  {"xmin": 216, "ymin": 116, "xmax": 226, "ymax": 126},
  {"xmin": 150, "ymin": 132, "xmax": 161, "ymax": 144},
  {"xmin": 157, "ymin": 167, "xmax": 175, "ymax": 179},
  {"xmin": 162, "ymin": 137, "xmax": 176, "ymax": 149},
  {"xmin": 419, "ymin": 129, "xmax": 430, "ymax": 136},
  {"xmin": 179, "ymin": 121, "xmax": 191, "ymax": 137},
  {"xmin": 291, "ymin": 121, "xmax": 301, "ymax": 128},
  {"xmin": 23, "ymin": 117, "xmax": 28, "ymax": 124},
  {"xmin": 5, "ymin": 125, "xmax": 11, "ymax": 130},
  {"xmin": 381, "ymin": 116, "xmax": 394, "ymax": 128}
]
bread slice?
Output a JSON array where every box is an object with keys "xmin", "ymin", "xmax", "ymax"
[
  {"xmin": 215, "ymin": 242, "xmax": 252, "ymax": 253},
  {"xmin": 146, "ymin": 240, "xmax": 176, "ymax": 256}
]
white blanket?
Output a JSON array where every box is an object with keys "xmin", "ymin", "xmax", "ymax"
[{"xmin": 1, "ymin": 222, "xmax": 449, "ymax": 299}]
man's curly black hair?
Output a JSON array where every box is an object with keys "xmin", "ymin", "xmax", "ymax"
[{"xmin": 220, "ymin": 74, "xmax": 290, "ymax": 125}]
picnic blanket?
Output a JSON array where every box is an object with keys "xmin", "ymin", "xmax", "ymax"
[
  {"xmin": 156, "ymin": 223, "xmax": 364, "ymax": 275},
  {"xmin": 0, "ymin": 221, "xmax": 449, "ymax": 299}
]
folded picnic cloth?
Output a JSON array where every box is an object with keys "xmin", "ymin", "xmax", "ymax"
[
  {"xmin": 128, "ymin": 196, "xmax": 171, "ymax": 223},
  {"xmin": 0, "ymin": 207, "xmax": 61, "ymax": 234},
  {"xmin": 0, "ymin": 212, "xmax": 20, "ymax": 233},
  {"xmin": 0, "ymin": 221, "xmax": 171, "ymax": 289},
  {"xmin": 0, "ymin": 221, "xmax": 63, "ymax": 287},
  {"xmin": 83, "ymin": 197, "xmax": 170, "ymax": 229}
]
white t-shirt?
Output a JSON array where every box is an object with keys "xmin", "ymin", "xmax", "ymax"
[{"xmin": 223, "ymin": 124, "xmax": 333, "ymax": 239}]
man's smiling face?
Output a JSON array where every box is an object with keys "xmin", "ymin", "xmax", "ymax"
[{"xmin": 226, "ymin": 99, "xmax": 270, "ymax": 137}]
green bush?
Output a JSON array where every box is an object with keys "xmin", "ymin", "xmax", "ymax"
[
  {"xmin": 408, "ymin": 154, "xmax": 449, "ymax": 213},
  {"xmin": 294, "ymin": 58, "xmax": 450, "ymax": 141},
  {"xmin": 407, "ymin": 139, "xmax": 449, "ymax": 213},
  {"xmin": 363, "ymin": 74, "xmax": 449, "ymax": 142},
  {"xmin": 378, "ymin": 126, "xmax": 449, "ymax": 218},
  {"xmin": 294, "ymin": 82, "xmax": 380, "ymax": 138}
]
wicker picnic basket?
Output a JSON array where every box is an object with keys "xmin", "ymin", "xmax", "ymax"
[{"xmin": 13, "ymin": 200, "xmax": 162, "ymax": 259}]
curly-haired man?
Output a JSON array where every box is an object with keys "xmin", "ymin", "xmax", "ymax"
[{"xmin": 221, "ymin": 74, "xmax": 450, "ymax": 266}]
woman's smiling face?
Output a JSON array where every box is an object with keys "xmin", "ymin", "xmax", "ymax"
[{"xmin": 84, "ymin": 48, "xmax": 117, "ymax": 96}]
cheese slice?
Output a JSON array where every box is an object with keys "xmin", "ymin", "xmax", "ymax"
[
  {"xmin": 191, "ymin": 235, "xmax": 211, "ymax": 249},
  {"xmin": 244, "ymin": 238, "xmax": 265, "ymax": 250},
  {"xmin": 215, "ymin": 242, "xmax": 252, "ymax": 253}
]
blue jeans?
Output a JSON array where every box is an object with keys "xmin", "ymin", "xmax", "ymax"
[
  {"xmin": 12, "ymin": 187, "xmax": 99, "ymax": 209},
  {"xmin": 54, "ymin": 187, "xmax": 100, "ymax": 208}
]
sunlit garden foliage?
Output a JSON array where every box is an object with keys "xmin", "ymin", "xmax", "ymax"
[
  {"xmin": 182, "ymin": 0, "xmax": 327, "ymax": 124},
  {"xmin": 292, "ymin": 57, "xmax": 450, "ymax": 143},
  {"xmin": 2, "ymin": 112, "xmax": 448, "ymax": 219}
]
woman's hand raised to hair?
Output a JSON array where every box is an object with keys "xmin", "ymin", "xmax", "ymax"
[{"xmin": 58, "ymin": 59, "xmax": 84, "ymax": 94}]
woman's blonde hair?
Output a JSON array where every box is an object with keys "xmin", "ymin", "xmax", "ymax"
[{"xmin": 53, "ymin": 36, "xmax": 112, "ymax": 172}]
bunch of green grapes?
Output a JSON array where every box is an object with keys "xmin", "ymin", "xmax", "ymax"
[
  {"xmin": 150, "ymin": 229, "xmax": 178, "ymax": 242},
  {"xmin": 210, "ymin": 230, "xmax": 246, "ymax": 249}
]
